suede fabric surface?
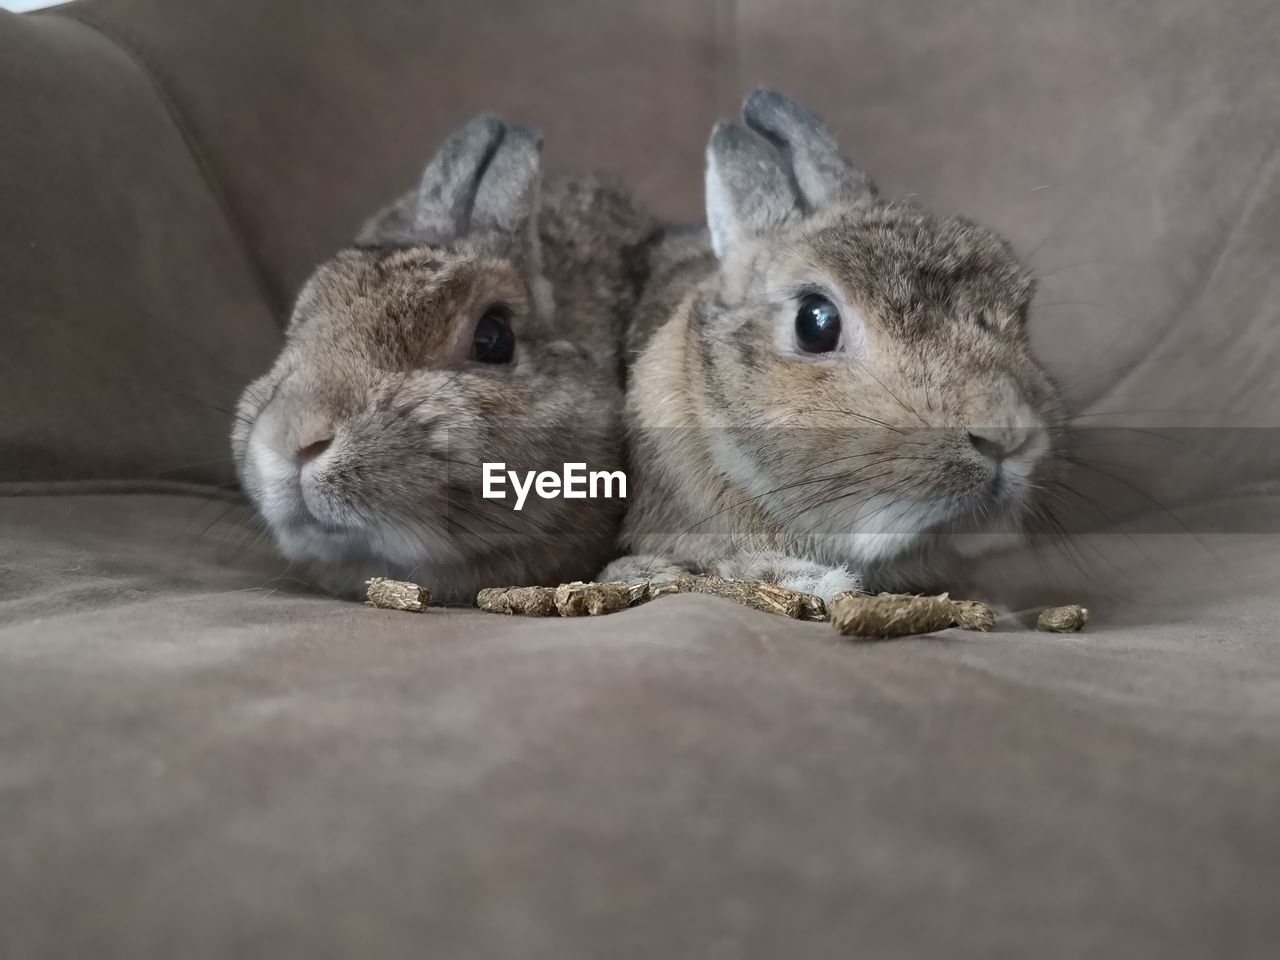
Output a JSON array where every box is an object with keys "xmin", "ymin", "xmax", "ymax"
[
  {"xmin": 0, "ymin": 10, "xmax": 281, "ymax": 484},
  {"xmin": 63, "ymin": 0, "xmax": 725, "ymax": 312},
  {"xmin": 2, "ymin": 0, "xmax": 1279, "ymax": 955},
  {"xmin": 2, "ymin": 492, "xmax": 1279, "ymax": 959}
]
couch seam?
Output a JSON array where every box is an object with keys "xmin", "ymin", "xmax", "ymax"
[{"xmin": 42, "ymin": 7, "xmax": 288, "ymax": 321}]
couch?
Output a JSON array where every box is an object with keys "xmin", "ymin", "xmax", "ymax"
[{"xmin": 3, "ymin": 1, "xmax": 1278, "ymax": 955}]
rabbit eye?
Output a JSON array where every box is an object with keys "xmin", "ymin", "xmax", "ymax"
[
  {"xmin": 471, "ymin": 307, "xmax": 515, "ymax": 364},
  {"xmin": 795, "ymin": 294, "xmax": 841, "ymax": 353}
]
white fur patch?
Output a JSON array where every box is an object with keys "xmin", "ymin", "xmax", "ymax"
[
  {"xmin": 705, "ymin": 161, "xmax": 734, "ymax": 260},
  {"xmin": 778, "ymin": 566, "xmax": 863, "ymax": 603},
  {"xmin": 716, "ymin": 550, "xmax": 863, "ymax": 603}
]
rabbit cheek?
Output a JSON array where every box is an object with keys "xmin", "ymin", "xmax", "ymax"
[{"xmin": 304, "ymin": 423, "xmax": 453, "ymax": 565}]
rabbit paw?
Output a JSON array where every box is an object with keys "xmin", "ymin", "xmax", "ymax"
[
  {"xmin": 718, "ymin": 551, "xmax": 863, "ymax": 603},
  {"xmin": 598, "ymin": 554, "xmax": 693, "ymax": 584},
  {"xmin": 778, "ymin": 566, "xmax": 863, "ymax": 603}
]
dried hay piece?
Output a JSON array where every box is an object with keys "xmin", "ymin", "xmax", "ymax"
[
  {"xmin": 797, "ymin": 593, "xmax": 830, "ymax": 623},
  {"xmin": 476, "ymin": 585, "xmax": 558, "ymax": 616},
  {"xmin": 469, "ymin": 573, "xmax": 1006, "ymax": 637},
  {"xmin": 554, "ymin": 580, "xmax": 632, "ymax": 616},
  {"xmin": 625, "ymin": 580, "xmax": 667, "ymax": 605},
  {"xmin": 474, "ymin": 575, "xmax": 822, "ymax": 621},
  {"xmin": 953, "ymin": 599, "xmax": 997, "ymax": 632},
  {"xmin": 659, "ymin": 575, "xmax": 825, "ymax": 620},
  {"xmin": 365, "ymin": 577, "xmax": 431, "ymax": 613},
  {"xmin": 829, "ymin": 592, "xmax": 957, "ymax": 639},
  {"xmin": 1036, "ymin": 605, "xmax": 1089, "ymax": 632}
]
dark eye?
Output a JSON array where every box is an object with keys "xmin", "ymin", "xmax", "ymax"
[
  {"xmin": 794, "ymin": 293, "xmax": 842, "ymax": 353},
  {"xmin": 471, "ymin": 307, "xmax": 515, "ymax": 364}
]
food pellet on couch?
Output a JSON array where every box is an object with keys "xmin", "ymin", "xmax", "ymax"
[
  {"xmin": 1036, "ymin": 605, "xmax": 1090, "ymax": 632},
  {"xmin": 365, "ymin": 577, "xmax": 431, "ymax": 612}
]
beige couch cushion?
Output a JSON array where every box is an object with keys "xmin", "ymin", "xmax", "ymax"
[
  {"xmin": 0, "ymin": 11, "xmax": 280, "ymax": 484},
  {"xmin": 3, "ymin": 491, "xmax": 1279, "ymax": 957},
  {"xmin": 3, "ymin": 1, "xmax": 1280, "ymax": 954}
]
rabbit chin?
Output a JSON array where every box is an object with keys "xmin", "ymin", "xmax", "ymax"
[
  {"xmin": 252, "ymin": 471, "xmax": 464, "ymax": 575},
  {"xmin": 271, "ymin": 514, "xmax": 465, "ymax": 572},
  {"xmin": 245, "ymin": 447, "xmax": 462, "ymax": 576},
  {"xmin": 801, "ymin": 491, "xmax": 1031, "ymax": 568}
]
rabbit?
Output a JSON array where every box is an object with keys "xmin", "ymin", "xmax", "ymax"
[
  {"xmin": 601, "ymin": 90, "xmax": 1066, "ymax": 602},
  {"xmin": 232, "ymin": 114, "xmax": 655, "ymax": 603}
]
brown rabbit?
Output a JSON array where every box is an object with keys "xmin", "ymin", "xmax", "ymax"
[
  {"xmin": 232, "ymin": 115, "xmax": 654, "ymax": 602},
  {"xmin": 603, "ymin": 90, "xmax": 1066, "ymax": 601}
]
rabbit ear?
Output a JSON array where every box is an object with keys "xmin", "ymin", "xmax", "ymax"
[
  {"xmin": 412, "ymin": 113, "xmax": 507, "ymax": 240},
  {"xmin": 741, "ymin": 88, "xmax": 876, "ymax": 209},
  {"xmin": 470, "ymin": 125, "xmax": 543, "ymax": 256},
  {"xmin": 705, "ymin": 121, "xmax": 800, "ymax": 259}
]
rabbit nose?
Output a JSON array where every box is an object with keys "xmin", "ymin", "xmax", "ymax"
[
  {"xmin": 967, "ymin": 429, "xmax": 1028, "ymax": 463},
  {"xmin": 295, "ymin": 436, "xmax": 334, "ymax": 464}
]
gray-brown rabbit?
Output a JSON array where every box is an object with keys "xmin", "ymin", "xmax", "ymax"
[
  {"xmin": 603, "ymin": 90, "xmax": 1066, "ymax": 601},
  {"xmin": 233, "ymin": 115, "xmax": 654, "ymax": 602}
]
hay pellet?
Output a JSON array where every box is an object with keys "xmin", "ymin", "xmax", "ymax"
[
  {"xmin": 554, "ymin": 580, "xmax": 632, "ymax": 616},
  {"xmin": 953, "ymin": 599, "xmax": 997, "ymax": 632},
  {"xmin": 476, "ymin": 585, "xmax": 558, "ymax": 616},
  {"xmin": 797, "ymin": 593, "xmax": 829, "ymax": 623},
  {"xmin": 1037, "ymin": 604, "xmax": 1089, "ymax": 632},
  {"xmin": 672, "ymin": 575, "xmax": 823, "ymax": 620},
  {"xmin": 626, "ymin": 579, "xmax": 676, "ymax": 605},
  {"xmin": 365, "ymin": 577, "xmax": 431, "ymax": 613},
  {"xmin": 830, "ymin": 592, "xmax": 957, "ymax": 639}
]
